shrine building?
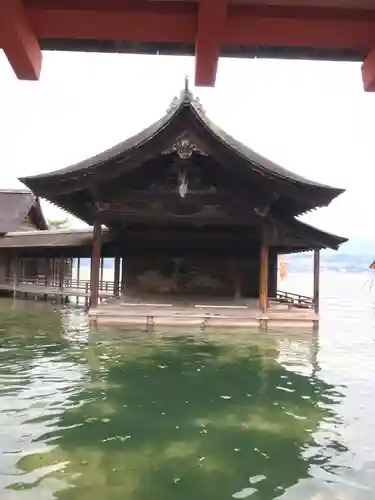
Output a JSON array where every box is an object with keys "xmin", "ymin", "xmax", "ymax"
[{"xmin": 13, "ymin": 83, "xmax": 347, "ymax": 328}]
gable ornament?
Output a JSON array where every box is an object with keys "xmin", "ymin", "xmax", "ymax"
[{"xmin": 162, "ymin": 136, "xmax": 207, "ymax": 160}]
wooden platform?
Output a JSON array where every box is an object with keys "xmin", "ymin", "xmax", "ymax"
[
  {"xmin": 88, "ymin": 295, "xmax": 319, "ymax": 331},
  {"xmin": 0, "ymin": 278, "xmax": 318, "ymax": 330}
]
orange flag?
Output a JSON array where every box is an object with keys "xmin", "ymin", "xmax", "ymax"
[{"xmin": 280, "ymin": 261, "xmax": 287, "ymax": 280}]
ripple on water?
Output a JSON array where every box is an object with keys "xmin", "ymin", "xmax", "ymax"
[{"xmin": 0, "ymin": 278, "xmax": 374, "ymax": 499}]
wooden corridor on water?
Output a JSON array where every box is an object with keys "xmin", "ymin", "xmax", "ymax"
[{"xmin": 0, "ymin": 277, "xmax": 114, "ymax": 305}]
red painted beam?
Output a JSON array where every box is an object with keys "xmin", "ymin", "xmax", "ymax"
[
  {"xmin": 25, "ymin": 5, "xmax": 375, "ymax": 50},
  {"xmin": 28, "ymin": 7, "xmax": 195, "ymax": 43},
  {"xmin": 0, "ymin": 0, "xmax": 42, "ymax": 80},
  {"xmin": 362, "ymin": 49, "xmax": 375, "ymax": 91},
  {"xmin": 2, "ymin": 2, "xmax": 375, "ymax": 87},
  {"xmin": 195, "ymin": 0, "xmax": 227, "ymax": 87},
  {"xmin": 226, "ymin": 6, "xmax": 375, "ymax": 49}
]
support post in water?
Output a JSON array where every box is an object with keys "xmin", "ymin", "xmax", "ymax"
[
  {"xmin": 90, "ymin": 221, "xmax": 102, "ymax": 308},
  {"xmin": 313, "ymin": 248, "xmax": 320, "ymax": 315}
]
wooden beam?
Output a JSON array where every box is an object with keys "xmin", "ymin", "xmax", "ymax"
[
  {"xmin": 195, "ymin": 0, "xmax": 227, "ymax": 87},
  {"xmin": 313, "ymin": 248, "xmax": 320, "ymax": 314},
  {"xmin": 362, "ymin": 49, "xmax": 375, "ymax": 91},
  {"xmin": 0, "ymin": 0, "xmax": 42, "ymax": 80},
  {"xmin": 90, "ymin": 221, "xmax": 102, "ymax": 308},
  {"xmin": 259, "ymin": 237, "xmax": 269, "ymax": 314}
]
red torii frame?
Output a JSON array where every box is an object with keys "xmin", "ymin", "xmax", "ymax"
[{"xmin": 1, "ymin": 0, "xmax": 375, "ymax": 89}]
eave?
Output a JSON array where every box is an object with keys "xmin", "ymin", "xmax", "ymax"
[
  {"xmin": 276, "ymin": 218, "xmax": 348, "ymax": 252},
  {"xmin": 0, "ymin": 218, "xmax": 347, "ymax": 255}
]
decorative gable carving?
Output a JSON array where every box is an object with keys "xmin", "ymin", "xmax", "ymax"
[{"xmin": 162, "ymin": 134, "xmax": 207, "ymax": 159}]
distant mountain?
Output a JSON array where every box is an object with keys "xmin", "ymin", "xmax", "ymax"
[
  {"xmin": 288, "ymin": 238, "xmax": 375, "ymax": 273},
  {"xmin": 338, "ymin": 238, "xmax": 375, "ymax": 257}
]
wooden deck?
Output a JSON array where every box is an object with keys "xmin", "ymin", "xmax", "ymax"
[
  {"xmin": 88, "ymin": 293, "xmax": 319, "ymax": 331},
  {"xmin": 0, "ymin": 277, "xmax": 318, "ymax": 330}
]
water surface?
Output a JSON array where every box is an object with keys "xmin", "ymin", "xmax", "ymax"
[{"xmin": 0, "ymin": 271, "xmax": 374, "ymax": 499}]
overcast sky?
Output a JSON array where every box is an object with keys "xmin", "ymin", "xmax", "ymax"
[{"xmin": 0, "ymin": 51, "xmax": 373, "ymax": 239}]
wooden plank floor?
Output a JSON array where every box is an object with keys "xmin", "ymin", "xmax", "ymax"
[
  {"xmin": 89, "ymin": 295, "xmax": 319, "ymax": 330},
  {"xmin": 0, "ymin": 283, "xmax": 318, "ymax": 330}
]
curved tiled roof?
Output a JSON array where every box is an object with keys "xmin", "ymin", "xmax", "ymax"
[
  {"xmin": 19, "ymin": 84, "xmax": 344, "ymax": 198},
  {"xmin": 0, "ymin": 189, "xmax": 48, "ymax": 233}
]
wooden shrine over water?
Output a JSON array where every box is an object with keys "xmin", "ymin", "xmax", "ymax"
[{"xmin": 3, "ymin": 83, "xmax": 347, "ymax": 329}]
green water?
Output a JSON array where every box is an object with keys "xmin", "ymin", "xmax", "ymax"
[{"xmin": 1, "ymin": 272, "xmax": 375, "ymax": 499}]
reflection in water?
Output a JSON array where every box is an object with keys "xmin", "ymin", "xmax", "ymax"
[{"xmin": 0, "ymin": 272, "xmax": 374, "ymax": 500}]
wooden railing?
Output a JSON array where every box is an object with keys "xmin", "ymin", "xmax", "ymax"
[
  {"xmin": 273, "ymin": 290, "xmax": 314, "ymax": 309},
  {"xmin": 63, "ymin": 278, "xmax": 116, "ymax": 293},
  {"xmin": 3, "ymin": 276, "xmax": 314, "ymax": 309},
  {"xmin": 5, "ymin": 276, "xmax": 116, "ymax": 294}
]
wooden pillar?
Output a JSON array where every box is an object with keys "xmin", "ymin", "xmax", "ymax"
[
  {"xmin": 76, "ymin": 257, "xmax": 81, "ymax": 287},
  {"xmin": 66, "ymin": 258, "xmax": 71, "ymax": 286},
  {"xmin": 90, "ymin": 221, "xmax": 102, "ymax": 308},
  {"xmin": 121, "ymin": 257, "xmax": 127, "ymax": 294},
  {"xmin": 13, "ymin": 255, "xmax": 19, "ymax": 300},
  {"xmin": 45, "ymin": 258, "xmax": 51, "ymax": 286},
  {"xmin": 19, "ymin": 258, "xmax": 24, "ymax": 282},
  {"xmin": 268, "ymin": 251, "xmax": 278, "ymax": 298},
  {"xmin": 51, "ymin": 258, "xmax": 55, "ymax": 285},
  {"xmin": 58, "ymin": 257, "xmax": 65, "ymax": 289},
  {"xmin": 100, "ymin": 258, "xmax": 104, "ymax": 291},
  {"xmin": 313, "ymin": 249, "xmax": 320, "ymax": 314},
  {"xmin": 76, "ymin": 257, "xmax": 81, "ymax": 304},
  {"xmin": 114, "ymin": 254, "xmax": 121, "ymax": 297},
  {"xmin": 259, "ymin": 240, "xmax": 269, "ymax": 313},
  {"xmin": 5, "ymin": 254, "xmax": 11, "ymax": 282},
  {"xmin": 53, "ymin": 258, "xmax": 58, "ymax": 286}
]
